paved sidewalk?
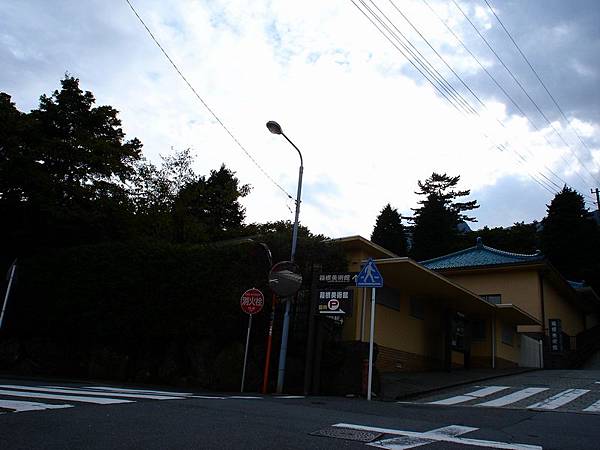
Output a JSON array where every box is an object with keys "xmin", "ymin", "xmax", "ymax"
[{"xmin": 380, "ymin": 367, "xmax": 535, "ymax": 400}]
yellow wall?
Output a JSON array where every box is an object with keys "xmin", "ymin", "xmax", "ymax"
[
  {"xmin": 357, "ymin": 288, "xmax": 445, "ymax": 362},
  {"xmin": 446, "ymin": 269, "xmax": 540, "ymax": 318},
  {"xmin": 495, "ymin": 316, "xmax": 521, "ymax": 365},
  {"xmin": 543, "ymin": 278, "xmax": 585, "ymax": 338}
]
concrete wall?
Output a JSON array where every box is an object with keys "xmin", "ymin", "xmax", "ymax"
[
  {"xmin": 542, "ymin": 278, "xmax": 586, "ymax": 339},
  {"xmin": 446, "ymin": 269, "xmax": 541, "ymax": 324},
  {"xmin": 355, "ymin": 288, "xmax": 446, "ymax": 372}
]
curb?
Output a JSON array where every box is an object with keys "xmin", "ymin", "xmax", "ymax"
[{"xmin": 387, "ymin": 368, "xmax": 539, "ymax": 401}]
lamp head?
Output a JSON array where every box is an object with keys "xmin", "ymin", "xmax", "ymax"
[{"xmin": 266, "ymin": 121, "xmax": 283, "ymax": 135}]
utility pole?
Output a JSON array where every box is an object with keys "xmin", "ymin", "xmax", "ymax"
[{"xmin": 592, "ymin": 188, "xmax": 600, "ymax": 210}]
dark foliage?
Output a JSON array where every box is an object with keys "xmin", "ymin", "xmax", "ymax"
[
  {"xmin": 371, "ymin": 204, "xmax": 407, "ymax": 255},
  {"xmin": 410, "ymin": 173, "xmax": 479, "ymax": 261},
  {"xmin": 540, "ymin": 187, "xmax": 600, "ymax": 287}
]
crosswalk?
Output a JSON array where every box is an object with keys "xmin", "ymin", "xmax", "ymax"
[
  {"xmin": 404, "ymin": 384, "xmax": 600, "ymax": 414},
  {"xmin": 0, "ymin": 383, "xmax": 302, "ymax": 415}
]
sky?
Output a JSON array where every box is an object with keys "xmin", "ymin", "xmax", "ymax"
[{"xmin": 2, "ymin": 0, "xmax": 600, "ymax": 239}]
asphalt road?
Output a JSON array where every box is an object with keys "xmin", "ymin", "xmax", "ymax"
[{"xmin": 0, "ymin": 375, "xmax": 598, "ymax": 449}]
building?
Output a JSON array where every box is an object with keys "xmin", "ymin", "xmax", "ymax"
[
  {"xmin": 331, "ymin": 236, "xmax": 540, "ymax": 372},
  {"xmin": 420, "ymin": 237, "xmax": 600, "ymax": 367}
]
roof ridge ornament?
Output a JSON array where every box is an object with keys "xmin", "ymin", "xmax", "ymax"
[{"xmin": 476, "ymin": 237, "xmax": 483, "ymax": 248}]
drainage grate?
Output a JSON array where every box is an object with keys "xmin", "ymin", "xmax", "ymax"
[{"xmin": 310, "ymin": 426, "xmax": 383, "ymax": 442}]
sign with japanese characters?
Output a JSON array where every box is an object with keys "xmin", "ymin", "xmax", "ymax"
[
  {"xmin": 317, "ymin": 273, "xmax": 356, "ymax": 286},
  {"xmin": 317, "ymin": 289, "xmax": 354, "ymax": 315},
  {"xmin": 549, "ymin": 318, "xmax": 563, "ymax": 352}
]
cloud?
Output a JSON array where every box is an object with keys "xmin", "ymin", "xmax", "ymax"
[{"xmin": 1, "ymin": 0, "xmax": 599, "ymax": 240}]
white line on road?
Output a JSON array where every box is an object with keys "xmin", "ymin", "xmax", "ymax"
[
  {"xmin": 0, "ymin": 385, "xmax": 183, "ymax": 400},
  {"xmin": 583, "ymin": 399, "xmax": 600, "ymax": 413},
  {"xmin": 368, "ymin": 425, "xmax": 477, "ymax": 449},
  {"xmin": 476, "ymin": 388, "xmax": 549, "ymax": 407},
  {"xmin": 333, "ymin": 423, "xmax": 542, "ymax": 450},
  {"xmin": 78, "ymin": 386, "xmax": 193, "ymax": 396},
  {"xmin": 0, "ymin": 399, "xmax": 73, "ymax": 413},
  {"xmin": 274, "ymin": 395, "xmax": 305, "ymax": 399},
  {"xmin": 428, "ymin": 386, "xmax": 510, "ymax": 405},
  {"xmin": 228, "ymin": 396, "xmax": 263, "ymax": 399},
  {"xmin": 528, "ymin": 389, "xmax": 590, "ymax": 410},
  {"xmin": 190, "ymin": 395, "xmax": 227, "ymax": 399},
  {"xmin": 0, "ymin": 389, "xmax": 131, "ymax": 404}
]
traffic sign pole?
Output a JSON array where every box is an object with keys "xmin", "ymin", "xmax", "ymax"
[
  {"xmin": 367, "ymin": 287, "xmax": 376, "ymax": 401},
  {"xmin": 241, "ymin": 314, "xmax": 253, "ymax": 393}
]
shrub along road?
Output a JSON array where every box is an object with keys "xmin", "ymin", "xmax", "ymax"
[{"xmin": 0, "ymin": 377, "xmax": 598, "ymax": 449}]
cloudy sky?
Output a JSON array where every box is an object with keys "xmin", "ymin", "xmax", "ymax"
[{"xmin": 2, "ymin": 0, "xmax": 599, "ymax": 239}]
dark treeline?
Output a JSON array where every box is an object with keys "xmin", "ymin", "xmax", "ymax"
[
  {"xmin": 0, "ymin": 76, "xmax": 346, "ymax": 390},
  {"xmin": 371, "ymin": 175, "xmax": 600, "ymax": 290}
]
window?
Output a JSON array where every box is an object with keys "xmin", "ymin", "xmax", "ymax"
[
  {"xmin": 410, "ymin": 297, "xmax": 424, "ymax": 320},
  {"xmin": 376, "ymin": 286, "xmax": 401, "ymax": 311},
  {"xmin": 502, "ymin": 325, "xmax": 515, "ymax": 346},
  {"xmin": 472, "ymin": 320, "xmax": 486, "ymax": 341},
  {"xmin": 481, "ymin": 294, "xmax": 502, "ymax": 305}
]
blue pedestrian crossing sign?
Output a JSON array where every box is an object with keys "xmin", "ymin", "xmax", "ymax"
[{"xmin": 356, "ymin": 258, "xmax": 383, "ymax": 288}]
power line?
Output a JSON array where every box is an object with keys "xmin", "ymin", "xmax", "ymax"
[
  {"xmin": 482, "ymin": 0, "xmax": 600, "ymax": 181},
  {"xmin": 386, "ymin": 0, "xmax": 573, "ymax": 195},
  {"xmin": 123, "ymin": 0, "xmax": 294, "ymax": 201},
  {"xmin": 451, "ymin": 0, "xmax": 600, "ymax": 187},
  {"xmin": 420, "ymin": 0, "xmax": 596, "ymax": 199},
  {"xmin": 349, "ymin": 0, "xmax": 560, "ymax": 197}
]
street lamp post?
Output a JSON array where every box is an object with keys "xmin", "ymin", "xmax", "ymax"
[{"xmin": 266, "ymin": 120, "xmax": 303, "ymax": 394}]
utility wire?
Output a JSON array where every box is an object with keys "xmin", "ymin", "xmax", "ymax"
[
  {"xmin": 387, "ymin": 0, "xmax": 572, "ymax": 195},
  {"xmin": 421, "ymin": 0, "xmax": 596, "ymax": 199},
  {"xmin": 482, "ymin": 0, "xmax": 600, "ymax": 180},
  {"xmin": 123, "ymin": 0, "xmax": 294, "ymax": 201},
  {"xmin": 451, "ymin": 0, "xmax": 600, "ymax": 187},
  {"xmin": 349, "ymin": 0, "xmax": 559, "ymax": 197}
]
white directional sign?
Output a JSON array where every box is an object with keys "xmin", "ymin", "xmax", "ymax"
[{"xmin": 356, "ymin": 258, "xmax": 383, "ymax": 288}]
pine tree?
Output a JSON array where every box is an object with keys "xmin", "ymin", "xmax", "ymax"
[
  {"xmin": 371, "ymin": 204, "xmax": 407, "ymax": 255},
  {"xmin": 410, "ymin": 173, "xmax": 479, "ymax": 260},
  {"xmin": 540, "ymin": 186, "xmax": 600, "ymax": 282}
]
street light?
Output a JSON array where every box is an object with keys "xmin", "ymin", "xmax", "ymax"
[{"xmin": 266, "ymin": 120, "xmax": 304, "ymax": 394}]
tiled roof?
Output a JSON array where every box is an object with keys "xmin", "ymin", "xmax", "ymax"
[{"xmin": 420, "ymin": 237, "xmax": 544, "ymax": 270}]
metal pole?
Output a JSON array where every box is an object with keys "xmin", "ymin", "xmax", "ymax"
[
  {"xmin": 276, "ymin": 133, "xmax": 303, "ymax": 394},
  {"xmin": 0, "ymin": 261, "xmax": 17, "ymax": 331},
  {"xmin": 261, "ymin": 294, "xmax": 276, "ymax": 394},
  {"xmin": 360, "ymin": 288, "xmax": 367, "ymax": 341},
  {"xmin": 491, "ymin": 314, "xmax": 496, "ymax": 369},
  {"xmin": 241, "ymin": 314, "xmax": 253, "ymax": 393},
  {"xmin": 367, "ymin": 287, "xmax": 376, "ymax": 401}
]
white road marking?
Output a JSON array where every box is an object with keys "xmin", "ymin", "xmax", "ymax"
[
  {"xmin": 583, "ymin": 399, "xmax": 600, "ymax": 413},
  {"xmin": 0, "ymin": 389, "xmax": 131, "ymax": 404},
  {"xmin": 228, "ymin": 396, "xmax": 263, "ymax": 399},
  {"xmin": 368, "ymin": 425, "xmax": 477, "ymax": 449},
  {"xmin": 78, "ymin": 386, "xmax": 193, "ymax": 396},
  {"xmin": 0, "ymin": 399, "xmax": 73, "ymax": 413},
  {"xmin": 476, "ymin": 388, "xmax": 549, "ymax": 407},
  {"xmin": 274, "ymin": 395, "xmax": 305, "ymax": 399},
  {"xmin": 190, "ymin": 395, "xmax": 227, "ymax": 399},
  {"xmin": 334, "ymin": 423, "xmax": 542, "ymax": 450},
  {"xmin": 528, "ymin": 389, "xmax": 590, "ymax": 410},
  {"xmin": 428, "ymin": 386, "xmax": 509, "ymax": 405},
  {"xmin": 0, "ymin": 385, "xmax": 182, "ymax": 400}
]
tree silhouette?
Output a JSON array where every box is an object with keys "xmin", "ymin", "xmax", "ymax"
[
  {"xmin": 410, "ymin": 173, "xmax": 479, "ymax": 261},
  {"xmin": 371, "ymin": 204, "xmax": 407, "ymax": 255}
]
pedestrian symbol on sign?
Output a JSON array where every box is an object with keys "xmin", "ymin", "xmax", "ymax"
[{"xmin": 356, "ymin": 258, "xmax": 383, "ymax": 288}]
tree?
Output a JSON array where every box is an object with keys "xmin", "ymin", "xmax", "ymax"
[
  {"xmin": 173, "ymin": 164, "xmax": 251, "ymax": 242},
  {"xmin": 410, "ymin": 173, "xmax": 479, "ymax": 260},
  {"xmin": 540, "ymin": 186, "xmax": 600, "ymax": 283},
  {"xmin": 371, "ymin": 204, "xmax": 407, "ymax": 255},
  {"xmin": 0, "ymin": 76, "xmax": 143, "ymax": 253},
  {"xmin": 465, "ymin": 221, "xmax": 539, "ymax": 254}
]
